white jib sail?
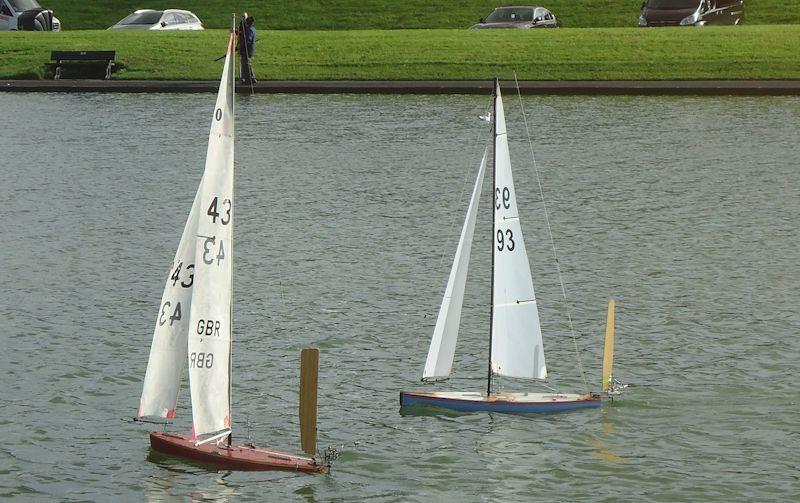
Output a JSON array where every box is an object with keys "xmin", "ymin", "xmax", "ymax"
[
  {"xmin": 422, "ymin": 148, "xmax": 488, "ymax": 381},
  {"xmin": 491, "ymin": 83, "xmax": 547, "ymax": 380},
  {"xmin": 138, "ymin": 181, "xmax": 202, "ymax": 422},
  {"xmin": 188, "ymin": 32, "xmax": 235, "ymax": 441}
]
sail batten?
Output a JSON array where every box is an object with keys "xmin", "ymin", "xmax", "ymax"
[
  {"xmin": 490, "ymin": 82, "xmax": 547, "ymax": 381},
  {"xmin": 422, "ymin": 148, "xmax": 488, "ymax": 380}
]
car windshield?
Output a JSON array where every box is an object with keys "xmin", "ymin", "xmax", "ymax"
[
  {"xmin": 117, "ymin": 11, "xmax": 164, "ymax": 25},
  {"xmin": 647, "ymin": 0, "xmax": 700, "ymax": 9},
  {"xmin": 485, "ymin": 7, "xmax": 534, "ymax": 22},
  {"xmin": 8, "ymin": 0, "xmax": 42, "ymax": 12}
]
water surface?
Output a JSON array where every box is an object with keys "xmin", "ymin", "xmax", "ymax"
[{"xmin": 1, "ymin": 92, "xmax": 798, "ymax": 501}]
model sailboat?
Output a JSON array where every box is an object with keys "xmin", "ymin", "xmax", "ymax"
[
  {"xmin": 136, "ymin": 26, "xmax": 329, "ymax": 473},
  {"xmin": 400, "ymin": 80, "xmax": 613, "ymax": 413}
]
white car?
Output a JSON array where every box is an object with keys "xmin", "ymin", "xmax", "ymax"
[
  {"xmin": 0, "ymin": 0, "xmax": 61, "ymax": 30},
  {"xmin": 108, "ymin": 9, "xmax": 204, "ymax": 30}
]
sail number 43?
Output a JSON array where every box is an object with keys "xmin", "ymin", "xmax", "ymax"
[
  {"xmin": 158, "ymin": 301, "xmax": 182, "ymax": 326},
  {"xmin": 207, "ymin": 196, "xmax": 231, "ymax": 225},
  {"xmin": 202, "ymin": 236, "xmax": 226, "ymax": 265},
  {"xmin": 170, "ymin": 262, "xmax": 194, "ymax": 288}
]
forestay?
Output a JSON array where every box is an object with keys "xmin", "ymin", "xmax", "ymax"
[
  {"xmin": 422, "ymin": 148, "xmax": 488, "ymax": 381},
  {"xmin": 490, "ymin": 83, "xmax": 547, "ymax": 380},
  {"xmin": 187, "ymin": 32, "xmax": 236, "ymax": 442}
]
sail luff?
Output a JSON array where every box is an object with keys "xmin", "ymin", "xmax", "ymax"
[
  {"xmin": 187, "ymin": 31, "xmax": 236, "ymax": 440},
  {"xmin": 490, "ymin": 82, "xmax": 547, "ymax": 380},
  {"xmin": 487, "ymin": 79, "xmax": 498, "ymax": 396},
  {"xmin": 227, "ymin": 17, "xmax": 235, "ymax": 439},
  {"xmin": 422, "ymin": 148, "xmax": 488, "ymax": 381}
]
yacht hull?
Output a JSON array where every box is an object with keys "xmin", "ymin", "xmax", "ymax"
[
  {"xmin": 149, "ymin": 431, "xmax": 328, "ymax": 473},
  {"xmin": 400, "ymin": 390, "xmax": 601, "ymax": 413}
]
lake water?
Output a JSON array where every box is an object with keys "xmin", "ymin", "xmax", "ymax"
[{"xmin": 1, "ymin": 91, "xmax": 798, "ymax": 501}]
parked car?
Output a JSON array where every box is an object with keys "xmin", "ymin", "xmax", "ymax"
[
  {"xmin": 0, "ymin": 0, "xmax": 60, "ymax": 30},
  {"xmin": 471, "ymin": 6, "xmax": 559, "ymax": 29},
  {"xmin": 108, "ymin": 9, "xmax": 204, "ymax": 30},
  {"xmin": 638, "ymin": 0, "xmax": 744, "ymax": 26}
]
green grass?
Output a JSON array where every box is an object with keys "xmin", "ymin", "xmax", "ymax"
[
  {"xmin": 2, "ymin": 27, "xmax": 799, "ymax": 80},
  {"xmin": 43, "ymin": 0, "xmax": 800, "ymax": 30}
]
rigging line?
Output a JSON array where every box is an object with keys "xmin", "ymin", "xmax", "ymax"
[
  {"xmin": 537, "ymin": 380, "xmax": 565, "ymax": 394},
  {"xmin": 436, "ymin": 98, "xmax": 494, "ymax": 272},
  {"xmin": 512, "ymin": 72, "xmax": 588, "ymax": 389}
]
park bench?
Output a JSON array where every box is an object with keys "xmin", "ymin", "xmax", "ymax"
[{"xmin": 46, "ymin": 51, "xmax": 117, "ymax": 80}]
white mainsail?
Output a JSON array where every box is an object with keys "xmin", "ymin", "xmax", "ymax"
[
  {"xmin": 490, "ymin": 83, "xmax": 547, "ymax": 380},
  {"xmin": 422, "ymin": 148, "xmax": 488, "ymax": 381},
  {"xmin": 187, "ymin": 32, "xmax": 236, "ymax": 442},
  {"xmin": 138, "ymin": 42, "xmax": 244, "ymax": 423}
]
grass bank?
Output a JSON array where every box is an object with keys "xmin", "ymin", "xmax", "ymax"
[
  {"xmin": 2, "ymin": 27, "xmax": 799, "ymax": 80},
  {"xmin": 43, "ymin": 0, "xmax": 800, "ymax": 30}
]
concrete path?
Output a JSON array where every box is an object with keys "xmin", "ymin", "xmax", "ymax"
[{"xmin": 2, "ymin": 79, "xmax": 799, "ymax": 95}]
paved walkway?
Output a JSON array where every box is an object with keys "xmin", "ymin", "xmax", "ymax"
[{"xmin": 3, "ymin": 79, "xmax": 800, "ymax": 95}]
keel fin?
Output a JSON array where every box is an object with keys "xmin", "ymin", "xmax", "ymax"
[
  {"xmin": 602, "ymin": 298, "xmax": 615, "ymax": 392},
  {"xmin": 299, "ymin": 348, "xmax": 319, "ymax": 455}
]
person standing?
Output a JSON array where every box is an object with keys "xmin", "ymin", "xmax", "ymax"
[{"xmin": 237, "ymin": 14, "xmax": 256, "ymax": 84}]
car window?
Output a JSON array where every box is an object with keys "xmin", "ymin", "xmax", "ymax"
[
  {"xmin": 647, "ymin": 0, "xmax": 701, "ymax": 8},
  {"xmin": 1, "ymin": 3, "xmax": 12, "ymax": 16},
  {"xmin": 118, "ymin": 11, "xmax": 163, "ymax": 25},
  {"xmin": 162, "ymin": 13, "xmax": 178, "ymax": 25},
  {"xmin": 174, "ymin": 13, "xmax": 187, "ymax": 24},
  {"xmin": 9, "ymin": 0, "xmax": 41, "ymax": 12},
  {"xmin": 486, "ymin": 7, "xmax": 534, "ymax": 22}
]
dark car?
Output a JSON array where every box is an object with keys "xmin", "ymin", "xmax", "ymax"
[
  {"xmin": 471, "ymin": 6, "xmax": 559, "ymax": 29},
  {"xmin": 638, "ymin": 0, "xmax": 743, "ymax": 26}
]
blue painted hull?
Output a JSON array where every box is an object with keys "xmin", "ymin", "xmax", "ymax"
[{"xmin": 399, "ymin": 391, "xmax": 601, "ymax": 413}]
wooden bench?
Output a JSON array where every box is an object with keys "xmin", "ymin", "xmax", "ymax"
[{"xmin": 46, "ymin": 51, "xmax": 117, "ymax": 80}]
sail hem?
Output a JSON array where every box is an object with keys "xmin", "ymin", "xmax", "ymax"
[{"xmin": 135, "ymin": 415, "xmax": 175, "ymax": 425}]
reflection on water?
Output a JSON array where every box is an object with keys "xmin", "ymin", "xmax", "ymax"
[
  {"xmin": 590, "ymin": 419, "xmax": 625, "ymax": 465},
  {"xmin": 1, "ymin": 92, "xmax": 798, "ymax": 501}
]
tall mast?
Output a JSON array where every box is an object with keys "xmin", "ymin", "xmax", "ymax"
[
  {"xmin": 227, "ymin": 12, "xmax": 236, "ymax": 446},
  {"xmin": 487, "ymin": 78, "xmax": 498, "ymax": 397}
]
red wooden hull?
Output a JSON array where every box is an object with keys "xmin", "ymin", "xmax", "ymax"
[{"xmin": 149, "ymin": 431, "xmax": 328, "ymax": 473}]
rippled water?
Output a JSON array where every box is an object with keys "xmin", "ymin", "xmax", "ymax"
[{"xmin": 1, "ymin": 92, "xmax": 798, "ymax": 501}]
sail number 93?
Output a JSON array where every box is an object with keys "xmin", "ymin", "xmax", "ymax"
[
  {"xmin": 496, "ymin": 229, "xmax": 516, "ymax": 252},
  {"xmin": 495, "ymin": 187, "xmax": 511, "ymax": 210}
]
